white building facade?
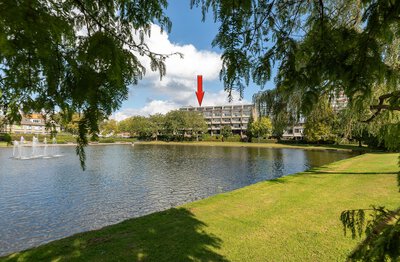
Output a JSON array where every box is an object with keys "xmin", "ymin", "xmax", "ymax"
[
  {"xmin": 5, "ymin": 114, "xmax": 60, "ymax": 135},
  {"xmin": 179, "ymin": 104, "xmax": 255, "ymax": 136}
]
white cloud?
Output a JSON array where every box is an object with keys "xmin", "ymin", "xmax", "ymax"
[
  {"xmin": 113, "ymin": 100, "xmax": 179, "ymax": 121},
  {"xmin": 135, "ymin": 24, "xmax": 221, "ymax": 86},
  {"xmin": 115, "ymin": 24, "xmax": 250, "ymax": 120}
]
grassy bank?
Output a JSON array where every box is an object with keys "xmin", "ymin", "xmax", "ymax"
[
  {"xmin": 2, "ymin": 153, "xmax": 399, "ymax": 261},
  {"xmin": 138, "ymin": 140, "xmax": 378, "ymax": 152},
  {"xmin": 0, "ymin": 142, "xmax": 7, "ymax": 147}
]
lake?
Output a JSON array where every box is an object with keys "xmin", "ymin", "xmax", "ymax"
[{"xmin": 0, "ymin": 144, "xmax": 356, "ymax": 255}]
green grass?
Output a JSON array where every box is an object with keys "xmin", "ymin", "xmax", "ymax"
[
  {"xmin": 1, "ymin": 153, "xmax": 399, "ymax": 261},
  {"xmin": 0, "ymin": 142, "xmax": 7, "ymax": 147}
]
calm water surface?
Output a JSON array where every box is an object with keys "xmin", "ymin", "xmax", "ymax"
[{"xmin": 0, "ymin": 144, "xmax": 355, "ymax": 255}]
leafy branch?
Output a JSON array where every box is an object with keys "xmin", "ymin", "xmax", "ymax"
[
  {"xmin": 341, "ymin": 206, "xmax": 400, "ymax": 261},
  {"xmin": 363, "ymin": 91, "xmax": 400, "ymax": 123}
]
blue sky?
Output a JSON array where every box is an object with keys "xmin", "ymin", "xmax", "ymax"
[{"xmin": 115, "ymin": 1, "xmax": 275, "ymax": 120}]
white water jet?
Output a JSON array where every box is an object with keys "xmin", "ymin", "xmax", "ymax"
[
  {"xmin": 11, "ymin": 136, "xmax": 63, "ymax": 160},
  {"xmin": 51, "ymin": 137, "xmax": 63, "ymax": 157},
  {"xmin": 31, "ymin": 136, "xmax": 38, "ymax": 158},
  {"xmin": 19, "ymin": 136, "xmax": 30, "ymax": 159},
  {"xmin": 12, "ymin": 140, "xmax": 19, "ymax": 158},
  {"xmin": 43, "ymin": 138, "xmax": 48, "ymax": 157}
]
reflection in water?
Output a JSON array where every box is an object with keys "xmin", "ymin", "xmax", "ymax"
[{"xmin": 0, "ymin": 145, "xmax": 354, "ymax": 255}]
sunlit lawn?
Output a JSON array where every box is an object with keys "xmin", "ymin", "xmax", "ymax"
[{"xmin": 1, "ymin": 153, "xmax": 399, "ymax": 261}]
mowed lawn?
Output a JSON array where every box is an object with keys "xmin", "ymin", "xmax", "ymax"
[{"xmin": 2, "ymin": 153, "xmax": 399, "ymax": 261}]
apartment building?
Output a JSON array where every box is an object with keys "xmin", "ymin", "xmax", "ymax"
[
  {"xmin": 5, "ymin": 113, "xmax": 60, "ymax": 135},
  {"xmin": 331, "ymin": 91, "xmax": 349, "ymax": 112},
  {"xmin": 282, "ymin": 123, "xmax": 305, "ymax": 140},
  {"xmin": 179, "ymin": 104, "xmax": 255, "ymax": 136}
]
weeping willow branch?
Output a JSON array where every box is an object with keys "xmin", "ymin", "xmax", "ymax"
[
  {"xmin": 363, "ymin": 91, "xmax": 400, "ymax": 123},
  {"xmin": 341, "ymin": 206, "xmax": 400, "ymax": 261}
]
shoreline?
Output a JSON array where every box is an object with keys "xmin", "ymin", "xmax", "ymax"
[
  {"xmin": 0, "ymin": 140, "xmax": 380, "ymax": 153},
  {"xmin": 135, "ymin": 140, "xmax": 378, "ymax": 153},
  {"xmin": 1, "ymin": 152, "xmax": 398, "ymax": 260}
]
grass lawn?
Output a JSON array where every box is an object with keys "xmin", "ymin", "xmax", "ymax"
[
  {"xmin": 1, "ymin": 153, "xmax": 399, "ymax": 261},
  {"xmin": 0, "ymin": 142, "xmax": 8, "ymax": 147}
]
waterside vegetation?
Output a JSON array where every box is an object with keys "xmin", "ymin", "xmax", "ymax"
[{"xmin": 1, "ymin": 153, "xmax": 398, "ymax": 261}]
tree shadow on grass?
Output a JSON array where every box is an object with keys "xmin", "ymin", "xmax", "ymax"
[
  {"xmin": 267, "ymin": 178, "xmax": 287, "ymax": 184},
  {"xmin": 2, "ymin": 208, "xmax": 228, "ymax": 262},
  {"xmin": 305, "ymin": 171, "xmax": 398, "ymax": 175}
]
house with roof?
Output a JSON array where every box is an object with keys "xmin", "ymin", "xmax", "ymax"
[{"xmin": 5, "ymin": 113, "xmax": 60, "ymax": 135}]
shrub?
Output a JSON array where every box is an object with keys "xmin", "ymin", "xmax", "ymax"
[
  {"xmin": 202, "ymin": 134, "xmax": 222, "ymax": 142},
  {"xmin": 0, "ymin": 133, "xmax": 12, "ymax": 144},
  {"xmin": 99, "ymin": 138, "xmax": 115, "ymax": 143},
  {"xmin": 226, "ymin": 135, "xmax": 241, "ymax": 142},
  {"xmin": 251, "ymin": 138, "xmax": 278, "ymax": 143}
]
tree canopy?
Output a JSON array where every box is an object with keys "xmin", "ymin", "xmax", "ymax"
[
  {"xmin": 248, "ymin": 116, "xmax": 272, "ymax": 141},
  {"xmin": 0, "ymin": 0, "xmax": 178, "ymax": 168},
  {"xmin": 191, "ymin": 0, "xmax": 400, "ymax": 151},
  {"xmin": 191, "ymin": 0, "xmax": 400, "ymax": 119},
  {"xmin": 303, "ymin": 96, "xmax": 337, "ymax": 143},
  {"xmin": 116, "ymin": 110, "xmax": 207, "ymax": 141},
  {"xmin": 191, "ymin": 0, "xmax": 400, "ymax": 260}
]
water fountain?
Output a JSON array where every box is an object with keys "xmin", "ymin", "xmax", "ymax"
[
  {"xmin": 11, "ymin": 136, "xmax": 63, "ymax": 160},
  {"xmin": 42, "ymin": 138, "xmax": 50, "ymax": 159},
  {"xmin": 51, "ymin": 137, "xmax": 63, "ymax": 158},
  {"xmin": 31, "ymin": 136, "xmax": 40, "ymax": 158},
  {"xmin": 12, "ymin": 140, "xmax": 20, "ymax": 158}
]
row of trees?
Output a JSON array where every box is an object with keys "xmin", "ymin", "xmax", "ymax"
[
  {"xmin": 101, "ymin": 113, "xmax": 275, "ymax": 142},
  {"xmin": 100, "ymin": 110, "xmax": 208, "ymax": 141},
  {"xmin": 254, "ymin": 90, "xmax": 396, "ymax": 148}
]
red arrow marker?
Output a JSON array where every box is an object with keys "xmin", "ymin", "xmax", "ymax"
[{"xmin": 196, "ymin": 75, "xmax": 205, "ymax": 106}]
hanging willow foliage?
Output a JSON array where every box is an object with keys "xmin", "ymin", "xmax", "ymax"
[
  {"xmin": 191, "ymin": 0, "xmax": 400, "ymax": 260},
  {"xmin": 0, "ymin": 0, "xmax": 182, "ymax": 169}
]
